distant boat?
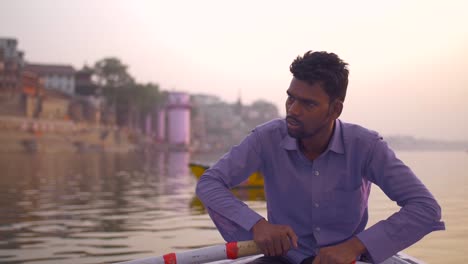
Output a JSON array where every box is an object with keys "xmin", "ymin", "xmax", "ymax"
[{"xmin": 189, "ymin": 163, "xmax": 264, "ymax": 188}]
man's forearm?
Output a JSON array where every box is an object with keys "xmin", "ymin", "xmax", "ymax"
[
  {"xmin": 196, "ymin": 173, "xmax": 263, "ymax": 231},
  {"xmin": 349, "ymin": 236, "xmax": 367, "ymax": 256}
]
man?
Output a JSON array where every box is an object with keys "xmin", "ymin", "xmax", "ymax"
[{"xmin": 196, "ymin": 51, "xmax": 445, "ymax": 264}]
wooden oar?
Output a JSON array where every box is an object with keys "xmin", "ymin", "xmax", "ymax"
[
  {"xmin": 116, "ymin": 240, "xmax": 370, "ymax": 264},
  {"xmin": 117, "ymin": 240, "xmax": 261, "ymax": 264}
]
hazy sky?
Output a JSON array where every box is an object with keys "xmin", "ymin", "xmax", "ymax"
[{"xmin": 1, "ymin": 0, "xmax": 467, "ymax": 140}]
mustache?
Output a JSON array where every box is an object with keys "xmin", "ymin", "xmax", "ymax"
[{"xmin": 286, "ymin": 116, "xmax": 303, "ymax": 126}]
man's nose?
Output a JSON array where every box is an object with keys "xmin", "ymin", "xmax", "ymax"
[{"xmin": 287, "ymin": 100, "xmax": 302, "ymax": 116}]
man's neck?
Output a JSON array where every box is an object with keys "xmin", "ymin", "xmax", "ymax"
[{"xmin": 300, "ymin": 121, "xmax": 335, "ymax": 160}]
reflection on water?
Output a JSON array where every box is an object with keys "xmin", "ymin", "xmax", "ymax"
[
  {"xmin": 0, "ymin": 151, "xmax": 467, "ymax": 263},
  {"xmin": 0, "ymin": 151, "xmax": 213, "ymax": 264}
]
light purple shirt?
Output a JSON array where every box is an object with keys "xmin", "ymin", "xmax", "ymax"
[{"xmin": 196, "ymin": 119, "xmax": 445, "ymax": 263}]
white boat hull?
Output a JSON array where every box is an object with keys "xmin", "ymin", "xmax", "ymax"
[{"xmin": 207, "ymin": 252, "xmax": 425, "ymax": 264}]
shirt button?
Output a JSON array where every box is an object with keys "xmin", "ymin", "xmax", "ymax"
[
  {"xmin": 314, "ymin": 202, "xmax": 319, "ymax": 208},
  {"xmin": 314, "ymin": 171, "xmax": 320, "ymax": 176}
]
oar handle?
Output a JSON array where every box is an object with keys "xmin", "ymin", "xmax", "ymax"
[{"xmin": 228, "ymin": 240, "xmax": 261, "ymax": 259}]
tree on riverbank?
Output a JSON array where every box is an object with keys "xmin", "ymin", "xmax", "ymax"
[{"xmin": 93, "ymin": 57, "xmax": 166, "ymax": 129}]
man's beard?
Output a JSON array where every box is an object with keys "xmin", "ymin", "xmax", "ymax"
[
  {"xmin": 285, "ymin": 116, "xmax": 330, "ymax": 140},
  {"xmin": 286, "ymin": 116, "xmax": 306, "ymax": 139},
  {"xmin": 287, "ymin": 126, "xmax": 304, "ymax": 139}
]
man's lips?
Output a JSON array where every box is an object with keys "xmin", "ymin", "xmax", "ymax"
[{"xmin": 286, "ymin": 116, "xmax": 302, "ymax": 127}]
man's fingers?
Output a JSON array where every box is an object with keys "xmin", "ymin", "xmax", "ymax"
[
  {"xmin": 261, "ymin": 245, "xmax": 268, "ymax": 256},
  {"xmin": 252, "ymin": 223, "xmax": 297, "ymax": 256},
  {"xmin": 281, "ymin": 236, "xmax": 291, "ymax": 255},
  {"xmin": 260, "ymin": 238, "xmax": 288, "ymax": 256},
  {"xmin": 263, "ymin": 243, "xmax": 270, "ymax": 256},
  {"xmin": 257, "ymin": 241, "xmax": 269, "ymax": 256},
  {"xmin": 265, "ymin": 241, "xmax": 274, "ymax": 256},
  {"xmin": 286, "ymin": 227, "xmax": 299, "ymax": 248},
  {"xmin": 273, "ymin": 239, "xmax": 282, "ymax": 256}
]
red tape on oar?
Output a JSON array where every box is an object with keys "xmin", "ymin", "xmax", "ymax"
[
  {"xmin": 163, "ymin": 253, "xmax": 177, "ymax": 264},
  {"xmin": 226, "ymin": 242, "xmax": 239, "ymax": 259}
]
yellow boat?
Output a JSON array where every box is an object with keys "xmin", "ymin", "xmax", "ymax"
[{"xmin": 189, "ymin": 163, "xmax": 264, "ymax": 188}]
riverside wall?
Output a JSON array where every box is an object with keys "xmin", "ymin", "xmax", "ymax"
[{"xmin": 0, "ymin": 116, "xmax": 168, "ymax": 153}]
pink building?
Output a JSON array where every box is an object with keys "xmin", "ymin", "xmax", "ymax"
[{"xmin": 166, "ymin": 92, "xmax": 191, "ymax": 146}]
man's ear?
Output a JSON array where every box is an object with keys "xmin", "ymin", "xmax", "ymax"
[{"xmin": 330, "ymin": 100, "xmax": 343, "ymax": 119}]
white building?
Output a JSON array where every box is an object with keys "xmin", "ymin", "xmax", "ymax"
[{"xmin": 24, "ymin": 63, "xmax": 75, "ymax": 95}]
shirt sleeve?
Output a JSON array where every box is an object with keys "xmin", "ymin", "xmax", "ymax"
[
  {"xmin": 356, "ymin": 138, "xmax": 445, "ymax": 263},
  {"xmin": 195, "ymin": 129, "xmax": 265, "ymax": 242}
]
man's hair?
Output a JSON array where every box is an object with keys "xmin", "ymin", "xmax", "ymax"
[{"xmin": 290, "ymin": 51, "xmax": 349, "ymax": 102}]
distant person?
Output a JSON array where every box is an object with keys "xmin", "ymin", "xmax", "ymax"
[{"xmin": 196, "ymin": 51, "xmax": 445, "ymax": 264}]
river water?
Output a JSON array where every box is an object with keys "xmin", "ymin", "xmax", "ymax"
[{"xmin": 0, "ymin": 150, "xmax": 466, "ymax": 264}]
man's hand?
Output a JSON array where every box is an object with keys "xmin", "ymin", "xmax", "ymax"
[
  {"xmin": 312, "ymin": 237, "xmax": 367, "ymax": 264},
  {"xmin": 251, "ymin": 218, "xmax": 298, "ymax": 256}
]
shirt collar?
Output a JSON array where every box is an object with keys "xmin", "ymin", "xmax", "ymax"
[
  {"xmin": 280, "ymin": 132, "xmax": 297, "ymax": 150},
  {"xmin": 329, "ymin": 119, "xmax": 344, "ymax": 154},
  {"xmin": 280, "ymin": 119, "xmax": 345, "ymax": 154}
]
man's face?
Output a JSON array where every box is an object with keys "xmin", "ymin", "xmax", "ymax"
[{"xmin": 285, "ymin": 78, "xmax": 336, "ymax": 139}]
